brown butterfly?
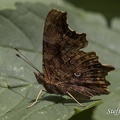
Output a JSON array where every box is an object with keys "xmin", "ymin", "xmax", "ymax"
[{"xmin": 15, "ymin": 9, "xmax": 115, "ymax": 107}]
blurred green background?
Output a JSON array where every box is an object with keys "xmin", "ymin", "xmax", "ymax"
[
  {"xmin": 0, "ymin": 0, "xmax": 120, "ymax": 26},
  {"xmin": 65, "ymin": 0, "xmax": 120, "ymax": 26}
]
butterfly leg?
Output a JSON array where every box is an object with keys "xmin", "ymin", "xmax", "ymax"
[
  {"xmin": 67, "ymin": 92, "xmax": 85, "ymax": 107},
  {"xmin": 27, "ymin": 89, "xmax": 47, "ymax": 108}
]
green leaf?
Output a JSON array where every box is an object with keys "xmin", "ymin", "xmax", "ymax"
[
  {"xmin": 0, "ymin": 1, "xmax": 118, "ymax": 120},
  {"xmin": 111, "ymin": 17, "xmax": 120, "ymax": 32}
]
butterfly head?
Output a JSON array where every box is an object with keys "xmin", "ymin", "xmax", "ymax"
[{"xmin": 34, "ymin": 72, "xmax": 45, "ymax": 85}]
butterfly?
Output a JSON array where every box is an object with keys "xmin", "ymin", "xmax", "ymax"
[{"xmin": 15, "ymin": 9, "xmax": 115, "ymax": 107}]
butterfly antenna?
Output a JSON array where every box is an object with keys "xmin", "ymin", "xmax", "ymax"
[{"xmin": 14, "ymin": 47, "xmax": 41, "ymax": 73}]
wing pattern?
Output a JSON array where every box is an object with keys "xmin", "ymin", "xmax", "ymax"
[{"xmin": 41, "ymin": 9, "xmax": 115, "ymax": 100}]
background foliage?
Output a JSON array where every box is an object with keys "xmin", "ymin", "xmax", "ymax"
[{"xmin": 0, "ymin": 0, "xmax": 119, "ymax": 120}]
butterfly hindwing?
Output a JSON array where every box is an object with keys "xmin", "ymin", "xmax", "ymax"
[{"xmin": 42, "ymin": 9, "xmax": 115, "ymax": 100}]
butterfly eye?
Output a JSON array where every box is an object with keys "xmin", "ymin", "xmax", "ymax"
[{"xmin": 74, "ymin": 73, "xmax": 81, "ymax": 77}]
